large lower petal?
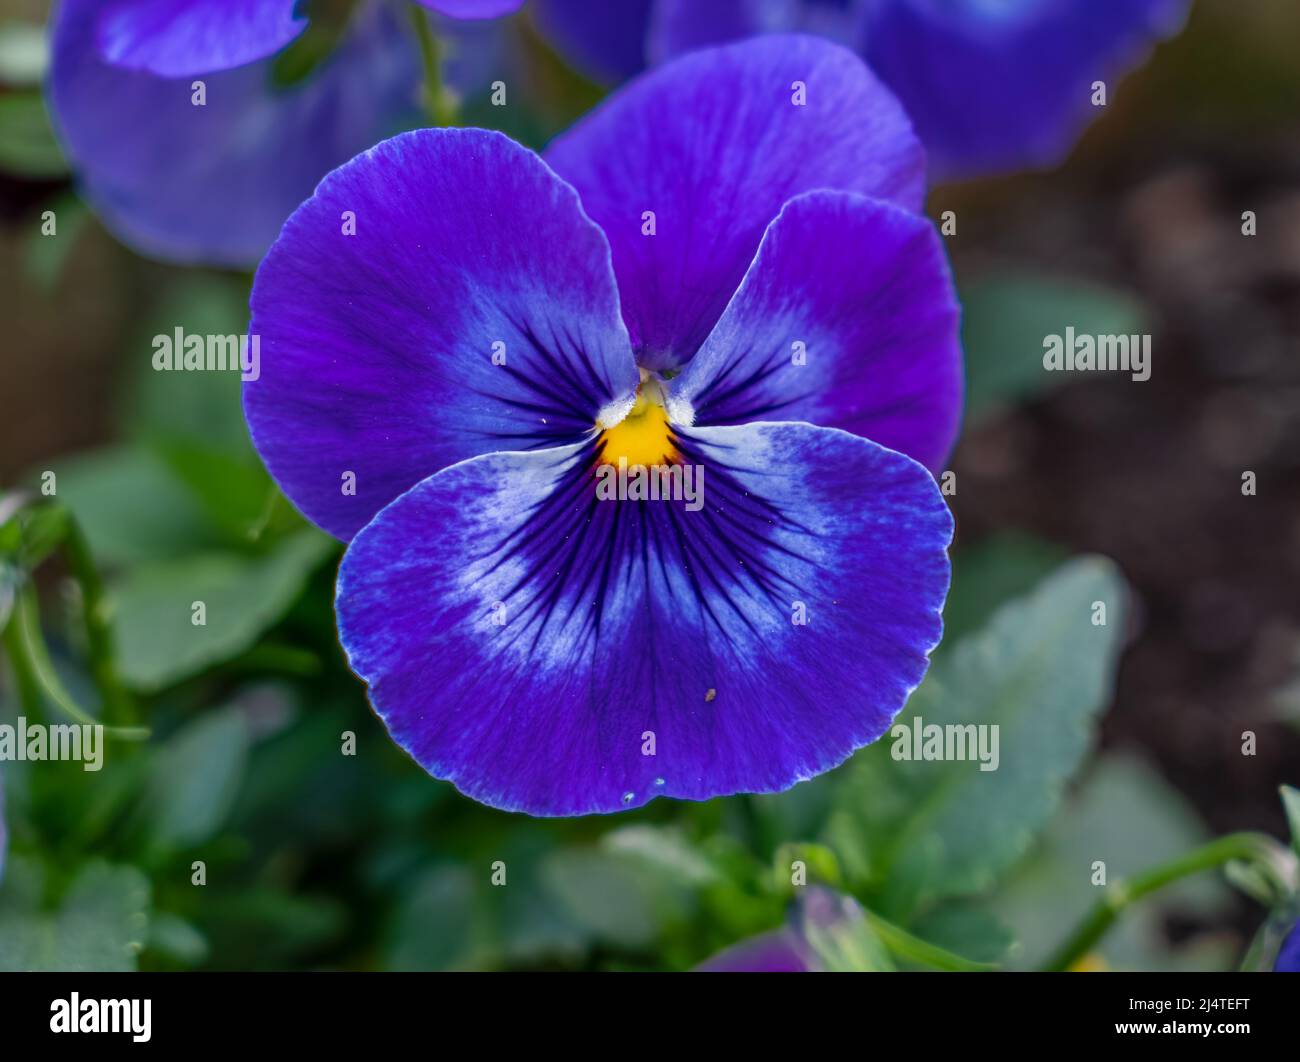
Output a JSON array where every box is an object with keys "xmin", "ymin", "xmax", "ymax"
[
  {"xmin": 336, "ymin": 421, "xmax": 952, "ymax": 816},
  {"xmin": 246, "ymin": 127, "xmax": 639, "ymax": 541},
  {"xmin": 545, "ymin": 35, "xmax": 924, "ymax": 372},
  {"xmin": 860, "ymin": 0, "xmax": 1190, "ymax": 178},
  {"xmin": 94, "ymin": 0, "xmax": 306, "ymax": 76},
  {"xmin": 49, "ymin": 0, "xmax": 422, "ymax": 266},
  {"xmin": 669, "ymin": 191, "xmax": 962, "ymax": 472}
]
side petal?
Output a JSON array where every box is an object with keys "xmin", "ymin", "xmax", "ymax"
[
  {"xmin": 669, "ymin": 191, "xmax": 962, "ymax": 473},
  {"xmin": 861, "ymin": 0, "xmax": 1191, "ymax": 178},
  {"xmin": 336, "ymin": 421, "xmax": 952, "ymax": 816},
  {"xmin": 545, "ymin": 35, "xmax": 924, "ymax": 371},
  {"xmin": 48, "ymin": 0, "xmax": 422, "ymax": 266},
  {"xmin": 94, "ymin": 0, "xmax": 306, "ymax": 76},
  {"xmin": 417, "ymin": 0, "xmax": 525, "ymax": 18},
  {"xmin": 246, "ymin": 127, "xmax": 640, "ymax": 542}
]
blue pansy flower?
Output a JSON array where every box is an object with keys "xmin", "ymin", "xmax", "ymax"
[
  {"xmin": 47, "ymin": 0, "xmax": 523, "ymax": 266},
  {"xmin": 1277, "ymin": 922, "xmax": 1300, "ymax": 972},
  {"xmin": 698, "ymin": 887, "xmax": 870, "ymax": 972},
  {"xmin": 534, "ymin": 0, "xmax": 1190, "ymax": 178},
  {"xmin": 243, "ymin": 36, "xmax": 961, "ymax": 816}
]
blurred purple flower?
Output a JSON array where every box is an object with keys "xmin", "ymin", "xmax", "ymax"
[
  {"xmin": 244, "ymin": 36, "xmax": 960, "ymax": 816},
  {"xmin": 698, "ymin": 887, "xmax": 870, "ymax": 972},
  {"xmin": 47, "ymin": 0, "xmax": 520, "ymax": 266},
  {"xmin": 1277, "ymin": 922, "xmax": 1300, "ymax": 972},
  {"xmin": 535, "ymin": 0, "xmax": 1190, "ymax": 178}
]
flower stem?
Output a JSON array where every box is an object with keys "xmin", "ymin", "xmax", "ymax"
[
  {"xmin": 1042, "ymin": 832, "xmax": 1288, "ymax": 971},
  {"xmin": 4, "ymin": 585, "xmax": 149, "ymax": 742},
  {"xmin": 409, "ymin": 5, "xmax": 458, "ymax": 126},
  {"xmin": 62, "ymin": 518, "xmax": 135, "ymax": 727}
]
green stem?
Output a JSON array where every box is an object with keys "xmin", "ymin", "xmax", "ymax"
[
  {"xmin": 409, "ymin": 5, "xmax": 458, "ymax": 126},
  {"xmin": 866, "ymin": 910, "xmax": 997, "ymax": 972},
  {"xmin": 1043, "ymin": 832, "xmax": 1286, "ymax": 971},
  {"xmin": 1, "ymin": 589, "xmax": 43, "ymax": 717},
  {"xmin": 63, "ymin": 519, "xmax": 136, "ymax": 726},
  {"xmin": 6, "ymin": 585, "xmax": 149, "ymax": 742}
]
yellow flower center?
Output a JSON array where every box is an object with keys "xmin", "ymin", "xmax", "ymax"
[{"xmin": 599, "ymin": 374, "xmax": 677, "ymax": 466}]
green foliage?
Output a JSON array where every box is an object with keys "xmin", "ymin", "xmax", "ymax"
[
  {"xmin": 111, "ymin": 531, "xmax": 334, "ymax": 691},
  {"xmin": 961, "ymin": 272, "xmax": 1145, "ymax": 421},
  {"xmin": 0, "ymin": 93, "xmax": 66, "ymax": 178},
  {"xmin": 837, "ymin": 558, "xmax": 1127, "ymax": 918},
  {"xmin": 0, "ymin": 858, "xmax": 151, "ymax": 971}
]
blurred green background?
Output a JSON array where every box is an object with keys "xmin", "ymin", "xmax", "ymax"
[{"xmin": 0, "ymin": 0, "xmax": 1298, "ymax": 971}]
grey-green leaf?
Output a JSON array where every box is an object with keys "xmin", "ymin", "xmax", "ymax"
[
  {"xmin": 0, "ymin": 860, "xmax": 151, "ymax": 971},
  {"xmin": 962, "ymin": 273, "xmax": 1146, "ymax": 422},
  {"xmin": 111, "ymin": 530, "xmax": 334, "ymax": 690},
  {"xmin": 142, "ymin": 705, "xmax": 249, "ymax": 852},
  {"xmin": 871, "ymin": 557, "xmax": 1127, "ymax": 910}
]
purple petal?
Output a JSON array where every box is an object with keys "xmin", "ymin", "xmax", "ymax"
[
  {"xmin": 417, "ymin": 0, "xmax": 525, "ymax": 18},
  {"xmin": 336, "ymin": 421, "xmax": 952, "ymax": 816},
  {"xmin": 860, "ymin": 0, "xmax": 1191, "ymax": 178},
  {"xmin": 669, "ymin": 191, "xmax": 962, "ymax": 472},
  {"xmin": 531, "ymin": 0, "xmax": 656, "ymax": 84},
  {"xmin": 1277, "ymin": 923, "xmax": 1300, "ymax": 973},
  {"xmin": 545, "ymin": 35, "xmax": 924, "ymax": 372},
  {"xmin": 647, "ymin": 0, "xmax": 801, "ymax": 63},
  {"xmin": 49, "ymin": 0, "xmax": 422, "ymax": 266},
  {"xmin": 697, "ymin": 929, "xmax": 810, "ymax": 972},
  {"xmin": 94, "ymin": 0, "xmax": 306, "ymax": 76},
  {"xmin": 246, "ymin": 127, "xmax": 639, "ymax": 542},
  {"xmin": 697, "ymin": 886, "xmax": 868, "ymax": 971}
]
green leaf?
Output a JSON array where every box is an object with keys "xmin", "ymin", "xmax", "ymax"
[
  {"xmin": 944, "ymin": 533, "xmax": 1067, "ymax": 644},
  {"xmin": 773, "ymin": 842, "xmax": 842, "ymax": 897},
  {"xmin": 141, "ymin": 706, "xmax": 249, "ymax": 852},
  {"xmin": 385, "ymin": 866, "xmax": 479, "ymax": 971},
  {"xmin": 909, "ymin": 903, "xmax": 1017, "ymax": 966},
  {"xmin": 850, "ymin": 557, "xmax": 1127, "ymax": 914},
  {"xmin": 1281, "ymin": 786, "xmax": 1300, "ymax": 859},
  {"xmin": 0, "ymin": 859, "xmax": 151, "ymax": 971},
  {"xmin": 0, "ymin": 92, "xmax": 66, "ymax": 177},
  {"xmin": 602, "ymin": 825, "xmax": 722, "ymax": 888},
  {"xmin": 541, "ymin": 848, "xmax": 679, "ymax": 950},
  {"xmin": 44, "ymin": 447, "xmax": 224, "ymax": 567},
  {"xmin": 24, "ymin": 193, "xmax": 89, "ymax": 291},
  {"xmin": 111, "ymin": 530, "xmax": 335, "ymax": 690},
  {"xmin": 146, "ymin": 912, "xmax": 210, "ymax": 966},
  {"xmin": 962, "ymin": 272, "xmax": 1146, "ymax": 421}
]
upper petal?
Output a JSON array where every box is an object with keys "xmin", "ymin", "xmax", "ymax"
[
  {"xmin": 48, "ymin": 0, "xmax": 422, "ymax": 266},
  {"xmin": 531, "ymin": 0, "xmax": 656, "ymax": 84},
  {"xmin": 94, "ymin": 0, "xmax": 307, "ymax": 76},
  {"xmin": 417, "ymin": 0, "xmax": 525, "ymax": 18},
  {"xmin": 544, "ymin": 35, "xmax": 924, "ymax": 371},
  {"xmin": 246, "ymin": 127, "xmax": 640, "ymax": 542},
  {"xmin": 670, "ymin": 191, "xmax": 962, "ymax": 472},
  {"xmin": 860, "ymin": 0, "xmax": 1190, "ymax": 178},
  {"xmin": 336, "ymin": 420, "xmax": 952, "ymax": 816}
]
